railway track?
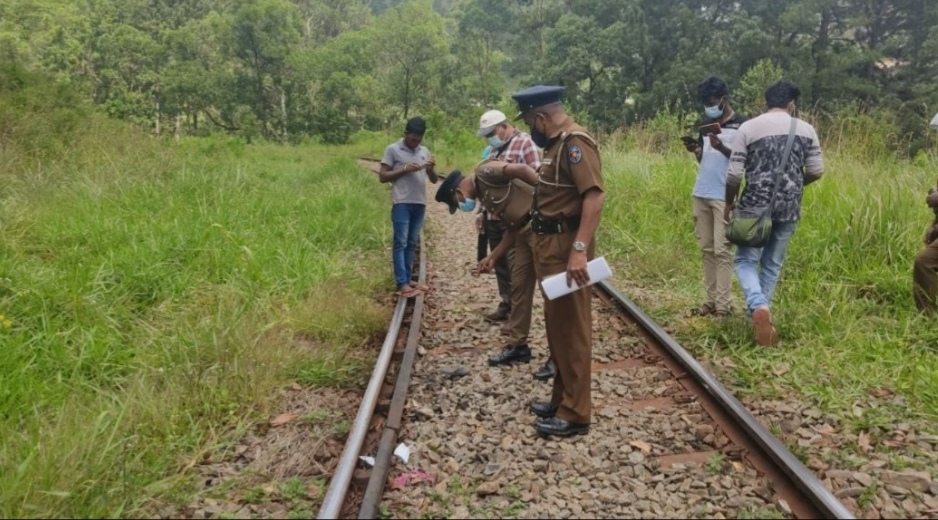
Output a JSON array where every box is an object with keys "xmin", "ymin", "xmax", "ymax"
[{"xmin": 316, "ymin": 243, "xmax": 854, "ymax": 519}]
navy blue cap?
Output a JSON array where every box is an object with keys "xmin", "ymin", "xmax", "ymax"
[
  {"xmin": 434, "ymin": 170, "xmax": 464, "ymax": 214},
  {"xmin": 511, "ymin": 85, "xmax": 565, "ymax": 119}
]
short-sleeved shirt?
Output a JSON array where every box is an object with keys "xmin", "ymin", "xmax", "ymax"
[
  {"xmin": 493, "ymin": 130, "xmax": 542, "ymax": 170},
  {"xmin": 692, "ymin": 113, "xmax": 748, "ymax": 200},
  {"xmin": 727, "ymin": 112, "xmax": 824, "ymax": 222},
  {"xmin": 535, "ymin": 120, "xmax": 604, "ymax": 220},
  {"xmin": 482, "ymin": 130, "xmax": 542, "ymax": 221},
  {"xmin": 381, "ymin": 139, "xmax": 432, "ymax": 205},
  {"xmin": 473, "ymin": 160, "xmax": 535, "ymax": 229}
]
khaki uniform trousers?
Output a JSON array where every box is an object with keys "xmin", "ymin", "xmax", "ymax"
[
  {"xmin": 693, "ymin": 197, "xmax": 733, "ymax": 312},
  {"xmin": 484, "ymin": 218, "xmax": 513, "ymax": 312},
  {"xmin": 913, "ymin": 238, "xmax": 938, "ymax": 314},
  {"xmin": 507, "ymin": 223, "xmax": 537, "ymax": 346},
  {"xmin": 533, "ymin": 229, "xmax": 593, "ymax": 425}
]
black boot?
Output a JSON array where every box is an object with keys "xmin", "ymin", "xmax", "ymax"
[
  {"xmin": 534, "ymin": 416, "xmax": 590, "ymax": 437},
  {"xmin": 488, "ymin": 344, "xmax": 532, "ymax": 366},
  {"xmin": 528, "ymin": 401, "xmax": 558, "ymax": 418},
  {"xmin": 483, "ymin": 305, "xmax": 510, "ymax": 322},
  {"xmin": 533, "ymin": 359, "xmax": 556, "ymax": 381}
]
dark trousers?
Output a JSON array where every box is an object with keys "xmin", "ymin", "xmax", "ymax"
[
  {"xmin": 914, "ymin": 238, "xmax": 938, "ymax": 314},
  {"xmin": 484, "ymin": 218, "xmax": 513, "ymax": 312}
]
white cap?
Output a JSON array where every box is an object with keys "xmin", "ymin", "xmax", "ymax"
[
  {"xmin": 477, "ymin": 109, "xmax": 507, "ymax": 137},
  {"xmin": 931, "ymin": 111, "xmax": 938, "ymax": 130}
]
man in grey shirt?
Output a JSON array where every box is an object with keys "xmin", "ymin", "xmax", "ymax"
[
  {"xmin": 724, "ymin": 81, "xmax": 824, "ymax": 346},
  {"xmin": 380, "ymin": 117, "xmax": 439, "ymax": 298}
]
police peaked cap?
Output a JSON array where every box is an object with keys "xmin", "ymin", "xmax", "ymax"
[
  {"xmin": 511, "ymin": 85, "xmax": 565, "ymax": 119},
  {"xmin": 434, "ymin": 169, "xmax": 465, "ymax": 214}
]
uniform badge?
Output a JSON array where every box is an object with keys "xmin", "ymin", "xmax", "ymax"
[
  {"xmin": 568, "ymin": 145, "xmax": 583, "ymax": 164},
  {"xmin": 483, "ymin": 166, "xmax": 494, "ymax": 176}
]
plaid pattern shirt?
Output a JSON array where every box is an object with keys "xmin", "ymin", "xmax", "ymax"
[{"xmin": 484, "ymin": 130, "xmax": 542, "ymax": 220}]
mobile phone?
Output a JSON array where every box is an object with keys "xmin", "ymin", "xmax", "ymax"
[{"xmin": 699, "ymin": 122, "xmax": 722, "ymax": 135}]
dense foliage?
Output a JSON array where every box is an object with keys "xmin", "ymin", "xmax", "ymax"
[{"xmin": 2, "ymin": 0, "xmax": 936, "ymax": 148}]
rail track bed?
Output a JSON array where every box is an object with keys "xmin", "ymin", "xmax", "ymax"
[{"xmin": 317, "ymin": 203, "xmax": 853, "ymax": 519}]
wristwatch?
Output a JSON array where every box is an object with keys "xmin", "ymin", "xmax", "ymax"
[{"xmin": 572, "ymin": 241, "xmax": 587, "ymax": 252}]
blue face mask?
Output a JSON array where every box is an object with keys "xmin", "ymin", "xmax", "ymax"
[
  {"xmin": 488, "ymin": 135, "xmax": 505, "ymax": 149},
  {"xmin": 458, "ymin": 198, "xmax": 476, "ymax": 212},
  {"xmin": 704, "ymin": 103, "xmax": 724, "ymax": 119}
]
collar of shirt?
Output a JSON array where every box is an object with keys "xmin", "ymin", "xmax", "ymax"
[
  {"xmin": 398, "ymin": 140, "xmax": 421, "ymax": 153},
  {"xmin": 547, "ymin": 116, "xmax": 574, "ymax": 141}
]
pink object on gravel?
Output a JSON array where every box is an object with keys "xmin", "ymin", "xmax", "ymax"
[{"xmin": 391, "ymin": 469, "xmax": 434, "ymax": 489}]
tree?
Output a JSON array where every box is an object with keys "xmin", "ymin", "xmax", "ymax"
[
  {"xmin": 225, "ymin": 0, "xmax": 303, "ymax": 140},
  {"xmin": 371, "ymin": 0, "xmax": 449, "ymax": 120}
]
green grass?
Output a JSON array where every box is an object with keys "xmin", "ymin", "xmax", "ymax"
[
  {"xmin": 705, "ymin": 452, "xmax": 727, "ymax": 475},
  {"xmin": 858, "ymin": 484, "xmax": 878, "ymax": 509},
  {"xmin": 739, "ymin": 507, "xmax": 785, "ymax": 520},
  {"xmin": 0, "ymin": 87, "xmax": 393, "ymax": 516},
  {"xmin": 279, "ymin": 478, "xmax": 308, "ymax": 503},
  {"xmin": 601, "ymin": 145, "xmax": 938, "ymax": 425},
  {"xmin": 8, "ymin": 60, "xmax": 938, "ymax": 517}
]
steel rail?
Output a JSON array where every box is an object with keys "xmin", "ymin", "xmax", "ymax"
[
  {"xmin": 358, "ymin": 243, "xmax": 428, "ymax": 519},
  {"xmin": 596, "ymin": 280, "xmax": 855, "ymax": 520},
  {"xmin": 316, "ymin": 261, "xmax": 413, "ymax": 519}
]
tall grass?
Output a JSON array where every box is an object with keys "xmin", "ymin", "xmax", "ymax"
[
  {"xmin": 0, "ymin": 68, "xmax": 391, "ymax": 517},
  {"xmin": 601, "ymin": 127, "xmax": 938, "ymax": 424}
]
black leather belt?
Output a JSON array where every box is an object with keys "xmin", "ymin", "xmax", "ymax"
[{"xmin": 531, "ymin": 214, "xmax": 580, "ymax": 235}]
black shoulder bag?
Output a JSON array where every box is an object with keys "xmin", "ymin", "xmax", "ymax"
[{"xmin": 726, "ymin": 117, "xmax": 797, "ymax": 248}]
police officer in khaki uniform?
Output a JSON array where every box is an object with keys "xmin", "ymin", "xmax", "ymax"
[
  {"xmin": 511, "ymin": 85, "xmax": 605, "ymax": 437},
  {"xmin": 435, "ymin": 159, "xmax": 556, "ymax": 378}
]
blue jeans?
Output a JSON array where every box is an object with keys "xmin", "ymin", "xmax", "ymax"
[
  {"xmin": 734, "ymin": 220, "xmax": 798, "ymax": 313},
  {"xmin": 391, "ymin": 203, "xmax": 426, "ymax": 288}
]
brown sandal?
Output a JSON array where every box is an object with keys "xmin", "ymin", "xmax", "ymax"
[
  {"xmin": 690, "ymin": 303, "xmax": 716, "ymax": 317},
  {"xmin": 396, "ymin": 287, "xmax": 421, "ymax": 299}
]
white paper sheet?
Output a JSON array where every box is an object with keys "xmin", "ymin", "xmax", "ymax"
[
  {"xmin": 359, "ymin": 456, "xmax": 376, "ymax": 467},
  {"xmin": 931, "ymin": 111, "xmax": 938, "ymax": 129},
  {"xmin": 540, "ymin": 257, "xmax": 613, "ymax": 301},
  {"xmin": 393, "ymin": 443, "xmax": 411, "ymax": 464}
]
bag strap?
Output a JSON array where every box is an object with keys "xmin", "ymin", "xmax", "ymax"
[
  {"xmin": 769, "ymin": 117, "xmax": 799, "ymax": 205},
  {"xmin": 534, "ymin": 131, "xmax": 595, "ymax": 213}
]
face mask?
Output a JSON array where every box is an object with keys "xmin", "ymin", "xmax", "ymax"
[
  {"xmin": 704, "ymin": 103, "xmax": 723, "ymax": 119},
  {"xmin": 488, "ymin": 135, "xmax": 505, "ymax": 149},
  {"xmin": 458, "ymin": 198, "xmax": 476, "ymax": 212},
  {"xmin": 530, "ymin": 129, "xmax": 549, "ymax": 149},
  {"xmin": 528, "ymin": 115, "xmax": 550, "ymax": 149}
]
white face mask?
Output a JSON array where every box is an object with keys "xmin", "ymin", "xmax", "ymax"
[{"xmin": 704, "ymin": 103, "xmax": 723, "ymax": 119}]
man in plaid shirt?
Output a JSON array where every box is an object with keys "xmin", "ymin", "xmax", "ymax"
[{"xmin": 475, "ymin": 110, "xmax": 555, "ymax": 381}]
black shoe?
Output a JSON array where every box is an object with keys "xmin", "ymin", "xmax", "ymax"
[
  {"xmin": 488, "ymin": 344, "xmax": 532, "ymax": 366},
  {"xmin": 483, "ymin": 307, "xmax": 510, "ymax": 322},
  {"xmin": 533, "ymin": 359, "xmax": 556, "ymax": 381},
  {"xmin": 534, "ymin": 416, "xmax": 590, "ymax": 437},
  {"xmin": 529, "ymin": 401, "xmax": 558, "ymax": 418}
]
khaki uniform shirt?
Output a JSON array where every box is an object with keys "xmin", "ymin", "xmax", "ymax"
[
  {"xmin": 473, "ymin": 160, "xmax": 535, "ymax": 230},
  {"xmin": 536, "ymin": 120, "xmax": 603, "ymax": 220}
]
